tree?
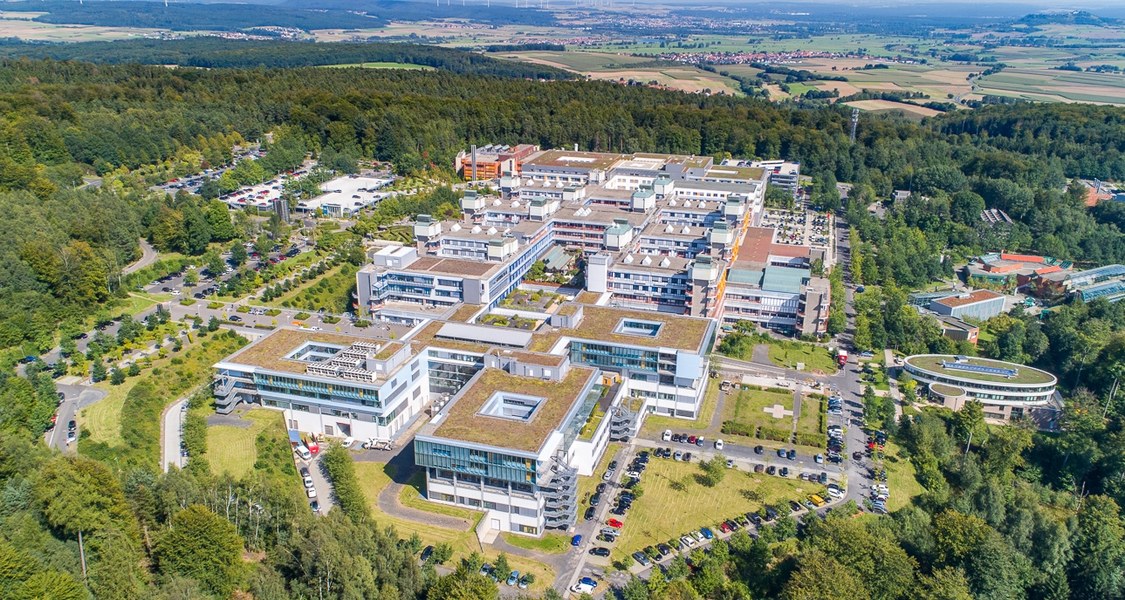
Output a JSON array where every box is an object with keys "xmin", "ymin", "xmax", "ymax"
[
  {"xmin": 953, "ymin": 400, "xmax": 986, "ymax": 452},
  {"xmin": 154, "ymin": 504, "xmax": 245, "ymax": 598},
  {"xmin": 230, "ymin": 243, "xmax": 248, "ymax": 267},
  {"xmin": 493, "ymin": 553, "xmax": 510, "ymax": 579},
  {"xmin": 432, "ymin": 543, "xmax": 453, "ymax": 565},
  {"xmin": 914, "ymin": 567, "xmax": 974, "ymax": 600},
  {"xmin": 1068, "ymin": 495, "xmax": 1125, "ymax": 599},
  {"xmin": 207, "ymin": 316, "xmax": 220, "ymax": 332},
  {"xmin": 427, "ymin": 565, "xmax": 498, "ymax": 600},
  {"xmin": 700, "ymin": 455, "xmax": 727, "ymax": 487},
  {"xmin": 91, "ymin": 359, "xmax": 107, "ymax": 383},
  {"xmin": 782, "ymin": 550, "xmax": 870, "ymax": 600},
  {"xmin": 110, "ymin": 367, "xmax": 125, "ymax": 385}
]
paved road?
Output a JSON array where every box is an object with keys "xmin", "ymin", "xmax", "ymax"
[
  {"xmin": 162, "ymin": 397, "xmax": 189, "ymax": 472},
  {"xmin": 123, "ymin": 238, "xmax": 158, "ymax": 275},
  {"xmin": 45, "ymin": 383, "xmax": 106, "ymax": 453},
  {"xmin": 307, "ymin": 451, "xmax": 335, "ymax": 515}
]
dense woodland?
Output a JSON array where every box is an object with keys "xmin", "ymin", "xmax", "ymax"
[
  {"xmin": 0, "ymin": 38, "xmax": 573, "ymax": 79},
  {"xmin": 0, "ymin": 49, "xmax": 1124, "ymax": 599}
]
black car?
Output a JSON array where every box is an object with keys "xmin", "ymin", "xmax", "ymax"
[
  {"xmin": 596, "ymin": 483, "xmax": 607, "ymax": 494},
  {"xmin": 590, "ymin": 493, "xmax": 602, "ymax": 506},
  {"xmin": 624, "ymin": 477, "xmax": 640, "ymax": 489},
  {"xmin": 584, "ymin": 506, "xmax": 597, "ymax": 521},
  {"xmin": 611, "ymin": 506, "xmax": 627, "ymax": 516},
  {"xmin": 818, "ymin": 472, "xmax": 829, "ymax": 484},
  {"xmin": 766, "ymin": 465, "xmax": 776, "ymax": 475},
  {"xmin": 420, "ymin": 546, "xmax": 434, "ymax": 562},
  {"xmin": 748, "ymin": 513, "xmax": 762, "ymax": 525},
  {"xmin": 638, "ymin": 450, "xmax": 650, "ymax": 459},
  {"xmin": 789, "ymin": 500, "xmax": 803, "ymax": 512},
  {"xmin": 597, "ymin": 533, "xmax": 617, "ymax": 543},
  {"xmin": 683, "ymin": 452, "xmax": 692, "ymax": 462},
  {"xmin": 657, "ymin": 544, "xmax": 672, "ymax": 557},
  {"xmin": 608, "ymin": 460, "xmax": 618, "ymax": 471},
  {"xmin": 229, "ymin": 315, "xmax": 242, "ymax": 322},
  {"xmin": 67, "ymin": 420, "xmax": 76, "ymax": 431},
  {"xmin": 764, "ymin": 506, "xmax": 779, "ymax": 521},
  {"xmin": 589, "ymin": 547, "xmax": 610, "ymax": 557},
  {"xmin": 632, "ymin": 551, "xmax": 651, "ymax": 567}
]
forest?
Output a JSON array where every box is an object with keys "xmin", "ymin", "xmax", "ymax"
[
  {"xmin": 13, "ymin": 0, "xmax": 386, "ymax": 31},
  {"xmin": 0, "ymin": 52, "xmax": 1124, "ymax": 599},
  {"xmin": 0, "ymin": 38, "xmax": 573, "ymax": 79}
]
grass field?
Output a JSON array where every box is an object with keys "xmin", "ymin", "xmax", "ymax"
[
  {"xmin": 641, "ymin": 379, "xmax": 720, "ymax": 437},
  {"xmin": 976, "ymin": 68, "xmax": 1125, "ymax": 104},
  {"xmin": 354, "ymin": 461, "xmax": 556, "ymax": 591},
  {"xmin": 794, "ymin": 394, "xmax": 824, "ymax": 438},
  {"xmin": 766, "ymin": 341, "xmax": 838, "ymax": 374},
  {"xmin": 206, "ymin": 409, "xmax": 285, "ymax": 479},
  {"xmin": 501, "ymin": 50, "xmax": 743, "ymax": 96},
  {"xmin": 399, "ymin": 469, "xmax": 482, "ymax": 520},
  {"xmin": 82, "ymin": 378, "xmax": 140, "ymax": 445},
  {"xmin": 882, "ymin": 441, "xmax": 923, "ymax": 512},
  {"xmin": 607, "ymin": 458, "xmax": 824, "ymax": 561},
  {"xmin": 267, "ymin": 262, "xmax": 358, "ymax": 314},
  {"xmin": 722, "ymin": 387, "xmax": 795, "ymax": 437},
  {"xmin": 321, "ymin": 61, "xmax": 435, "ymax": 70},
  {"xmin": 500, "ymin": 532, "xmax": 570, "ymax": 554}
]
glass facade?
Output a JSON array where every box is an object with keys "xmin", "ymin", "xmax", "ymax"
[
  {"xmin": 253, "ymin": 373, "xmax": 380, "ymax": 408},
  {"xmin": 415, "ymin": 439, "xmax": 538, "ymax": 484}
]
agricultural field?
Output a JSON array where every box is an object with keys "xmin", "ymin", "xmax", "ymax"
[
  {"xmin": 501, "ymin": 50, "xmax": 744, "ymax": 96},
  {"xmin": 976, "ymin": 68, "xmax": 1125, "ymax": 104},
  {"xmin": 0, "ymin": 13, "xmax": 160, "ymax": 41},
  {"xmin": 845, "ymin": 99, "xmax": 944, "ymax": 119}
]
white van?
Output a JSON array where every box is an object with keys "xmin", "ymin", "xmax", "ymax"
[
  {"xmin": 662, "ymin": 429, "xmax": 672, "ymax": 442},
  {"xmin": 294, "ymin": 445, "xmax": 312, "ymax": 461}
]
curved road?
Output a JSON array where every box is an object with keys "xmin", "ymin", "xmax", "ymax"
[{"xmin": 122, "ymin": 238, "xmax": 158, "ymax": 275}]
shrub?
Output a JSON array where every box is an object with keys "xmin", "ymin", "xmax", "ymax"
[
  {"xmin": 355, "ymin": 320, "xmax": 371, "ymax": 328},
  {"xmin": 236, "ymin": 305, "xmax": 250, "ymax": 314},
  {"xmin": 179, "ymin": 298, "xmax": 197, "ymax": 306},
  {"xmin": 294, "ymin": 312, "xmax": 311, "ymax": 321},
  {"xmin": 721, "ymin": 420, "xmax": 755, "ymax": 437},
  {"xmin": 265, "ymin": 308, "xmax": 281, "ymax": 317},
  {"xmin": 207, "ymin": 301, "xmax": 224, "ymax": 310}
]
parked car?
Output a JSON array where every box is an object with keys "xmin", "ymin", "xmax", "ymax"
[
  {"xmin": 607, "ymin": 518, "xmax": 623, "ymax": 528},
  {"xmin": 420, "ymin": 546, "xmax": 434, "ymax": 562},
  {"xmin": 571, "ymin": 534, "xmax": 583, "ymax": 547},
  {"xmin": 714, "ymin": 439, "xmax": 725, "ymax": 450},
  {"xmin": 589, "ymin": 547, "xmax": 610, "ymax": 557},
  {"xmin": 505, "ymin": 571, "xmax": 520, "ymax": 586},
  {"xmin": 584, "ymin": 507, "xmax": 596, "ymax": 521}
]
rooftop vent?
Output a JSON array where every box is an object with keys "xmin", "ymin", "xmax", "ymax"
[
  {"xmin": 450, "ymin": 223, "xmax": 462, "ymax": 232},
  {"xmin": 471, "ymin": 225, "xmax": 482, "ymax": 234},
  {"xmin": 660, "ymin": 257, "xmax": 671, "ymax": 268},
  {"xmin": 641, "ymin": 256, "xmax": 652, "ymax": 266},
  {"xmin": 624, "ymin": 254, "xmax": 634, "ymax": 264}
]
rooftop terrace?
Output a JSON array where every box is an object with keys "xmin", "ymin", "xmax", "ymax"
[{"xmin": 222, "ymin": 328, "xmax": 400, "ymax": 376}]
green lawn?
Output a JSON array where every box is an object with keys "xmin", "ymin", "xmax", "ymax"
[
  {"xmin": 82, "ymin": 378, "xmax": 139, "ymax": 445},
  {"xmin": 500, "ymin": 532, "xmax": 570, "ymax": 554},
  {"xmin": 882, "ymin": 441, "xmax": 923, "ymax": 512},
  {"xmin": 722, "ymin": 386, "xmax": 795, "ymax": 436},
  {"xmin": 206, "ymin": 409, "xmax": 285, "ymax": 479},
  {"xmin": 399, "ymin": 468, "xmax": 482, "ymax": 521},
  {"xmin": 767, "ymin": 341, "xmax": 838, "ymax": 374},
  {"xmin": 641, "ymin": 378, "xmax": 720, "ymax": 436},
  {"xmin": 353, "ymin": 462, "xmax": 556, "ymax": 592},
  {"xmin": 795, "ymin": 394, "xmax": 825, "ymax": 437},
  {"xmin": 609, "ymin": 458, "xmax": 824, "ymax": 562}
]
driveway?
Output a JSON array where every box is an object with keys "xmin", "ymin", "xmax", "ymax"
[
  {"xmin": 122, "ymin": 238, "xmax": 158, "ymax": 275},
  {"xmin": 45, "ymin": 383, "xmax": 106, "ymax": 453},
  {"xmin": 162, "ymin": 397, "xmax": 189, "ymax": 472}
]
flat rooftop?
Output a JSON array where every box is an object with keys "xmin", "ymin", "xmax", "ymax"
[
  {"xmin": 704, "ymin": 165, "xmax": 765, "ymax": 181},
  {"xmin": 530, "ymin": 304, "xmax": 712, "ymax": 353},
  {"xmin": 735, "ymin": 226, "xmax": 810, "ymax": 267},
  {"xmin": 221, "ymin": 328, "xmax": 400, "ymax": 376},
  {"xmin": 905, "ymin": 355, "xmax": 1055, "ymax": 385},
  {"xmin": 430, "ymin": 366, "xmax": 597, "ymax": 453},
  {"xmin": 523, "ymin": 149, "xmax": 624, "ymax": 172},
  {"xmin": 933, "ymin": 290, "xmax": 1004, "ymax": 308},
  {"xmin": 404, "ymin": 256, "xmax": 499, "ymax": 278}
]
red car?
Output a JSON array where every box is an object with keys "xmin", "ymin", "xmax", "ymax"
[
  {"xmin": 718, "ymin": 522, "xmax": 731, "ymax": 533},
  {"xmin": 688, "ymin": 435, "xmax": 697, "ymax": 445},
  {"xmin": 607, "ymin": 519, "xmax": 623, "ymax": 529}
]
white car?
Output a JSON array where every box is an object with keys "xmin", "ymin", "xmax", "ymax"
[
  {"xmin": 341, "ymin": 437, "xmax": 355, "ymax": 449},
  {"xmin": 307, "ymin": 487, "xmax": 317, "ymax": 499},
  {"xmin": 662, "ymin": 429, "xmax": 672, "ymax": 442},
  {"xmin": 303, "ymin": 475, "xmax": 314, "ymax": 489},
  {"xmin": 714, "ymin": 439, "xmax": 724, "ymax": 451}
]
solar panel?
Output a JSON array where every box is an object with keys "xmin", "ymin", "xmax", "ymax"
[{"xmin": 941, "ymin": 361, "xmax": 1017, "ymax": 378}]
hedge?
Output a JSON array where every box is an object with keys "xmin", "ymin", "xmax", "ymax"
[
  {"xmin": 795, "ymin": 432, "xmax": 828, "ymax": 448},
  {"xmin": 321, "ymin": 445, "xmax": 371, "ymax": 523},
  {"xmin": 721, "ymin": 420, "xmax": 755, "ymax": 437},
  {"xmin": 757, "ymin": 426, "xmax": 792, "ymax": 443}
]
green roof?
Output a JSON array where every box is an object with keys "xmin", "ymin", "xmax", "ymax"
[
  {"xmin": 905, "ymin": 355, "xmax": 1056, "ymax": 385},
  {"xmin": 726, "ymin": 268, "xmax": 763, "ymax": 286}
]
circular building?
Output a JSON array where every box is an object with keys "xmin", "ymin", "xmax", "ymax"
[{"xmin": 903, "ymin": 354, "xmax": 1057, "ymax": 423}]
